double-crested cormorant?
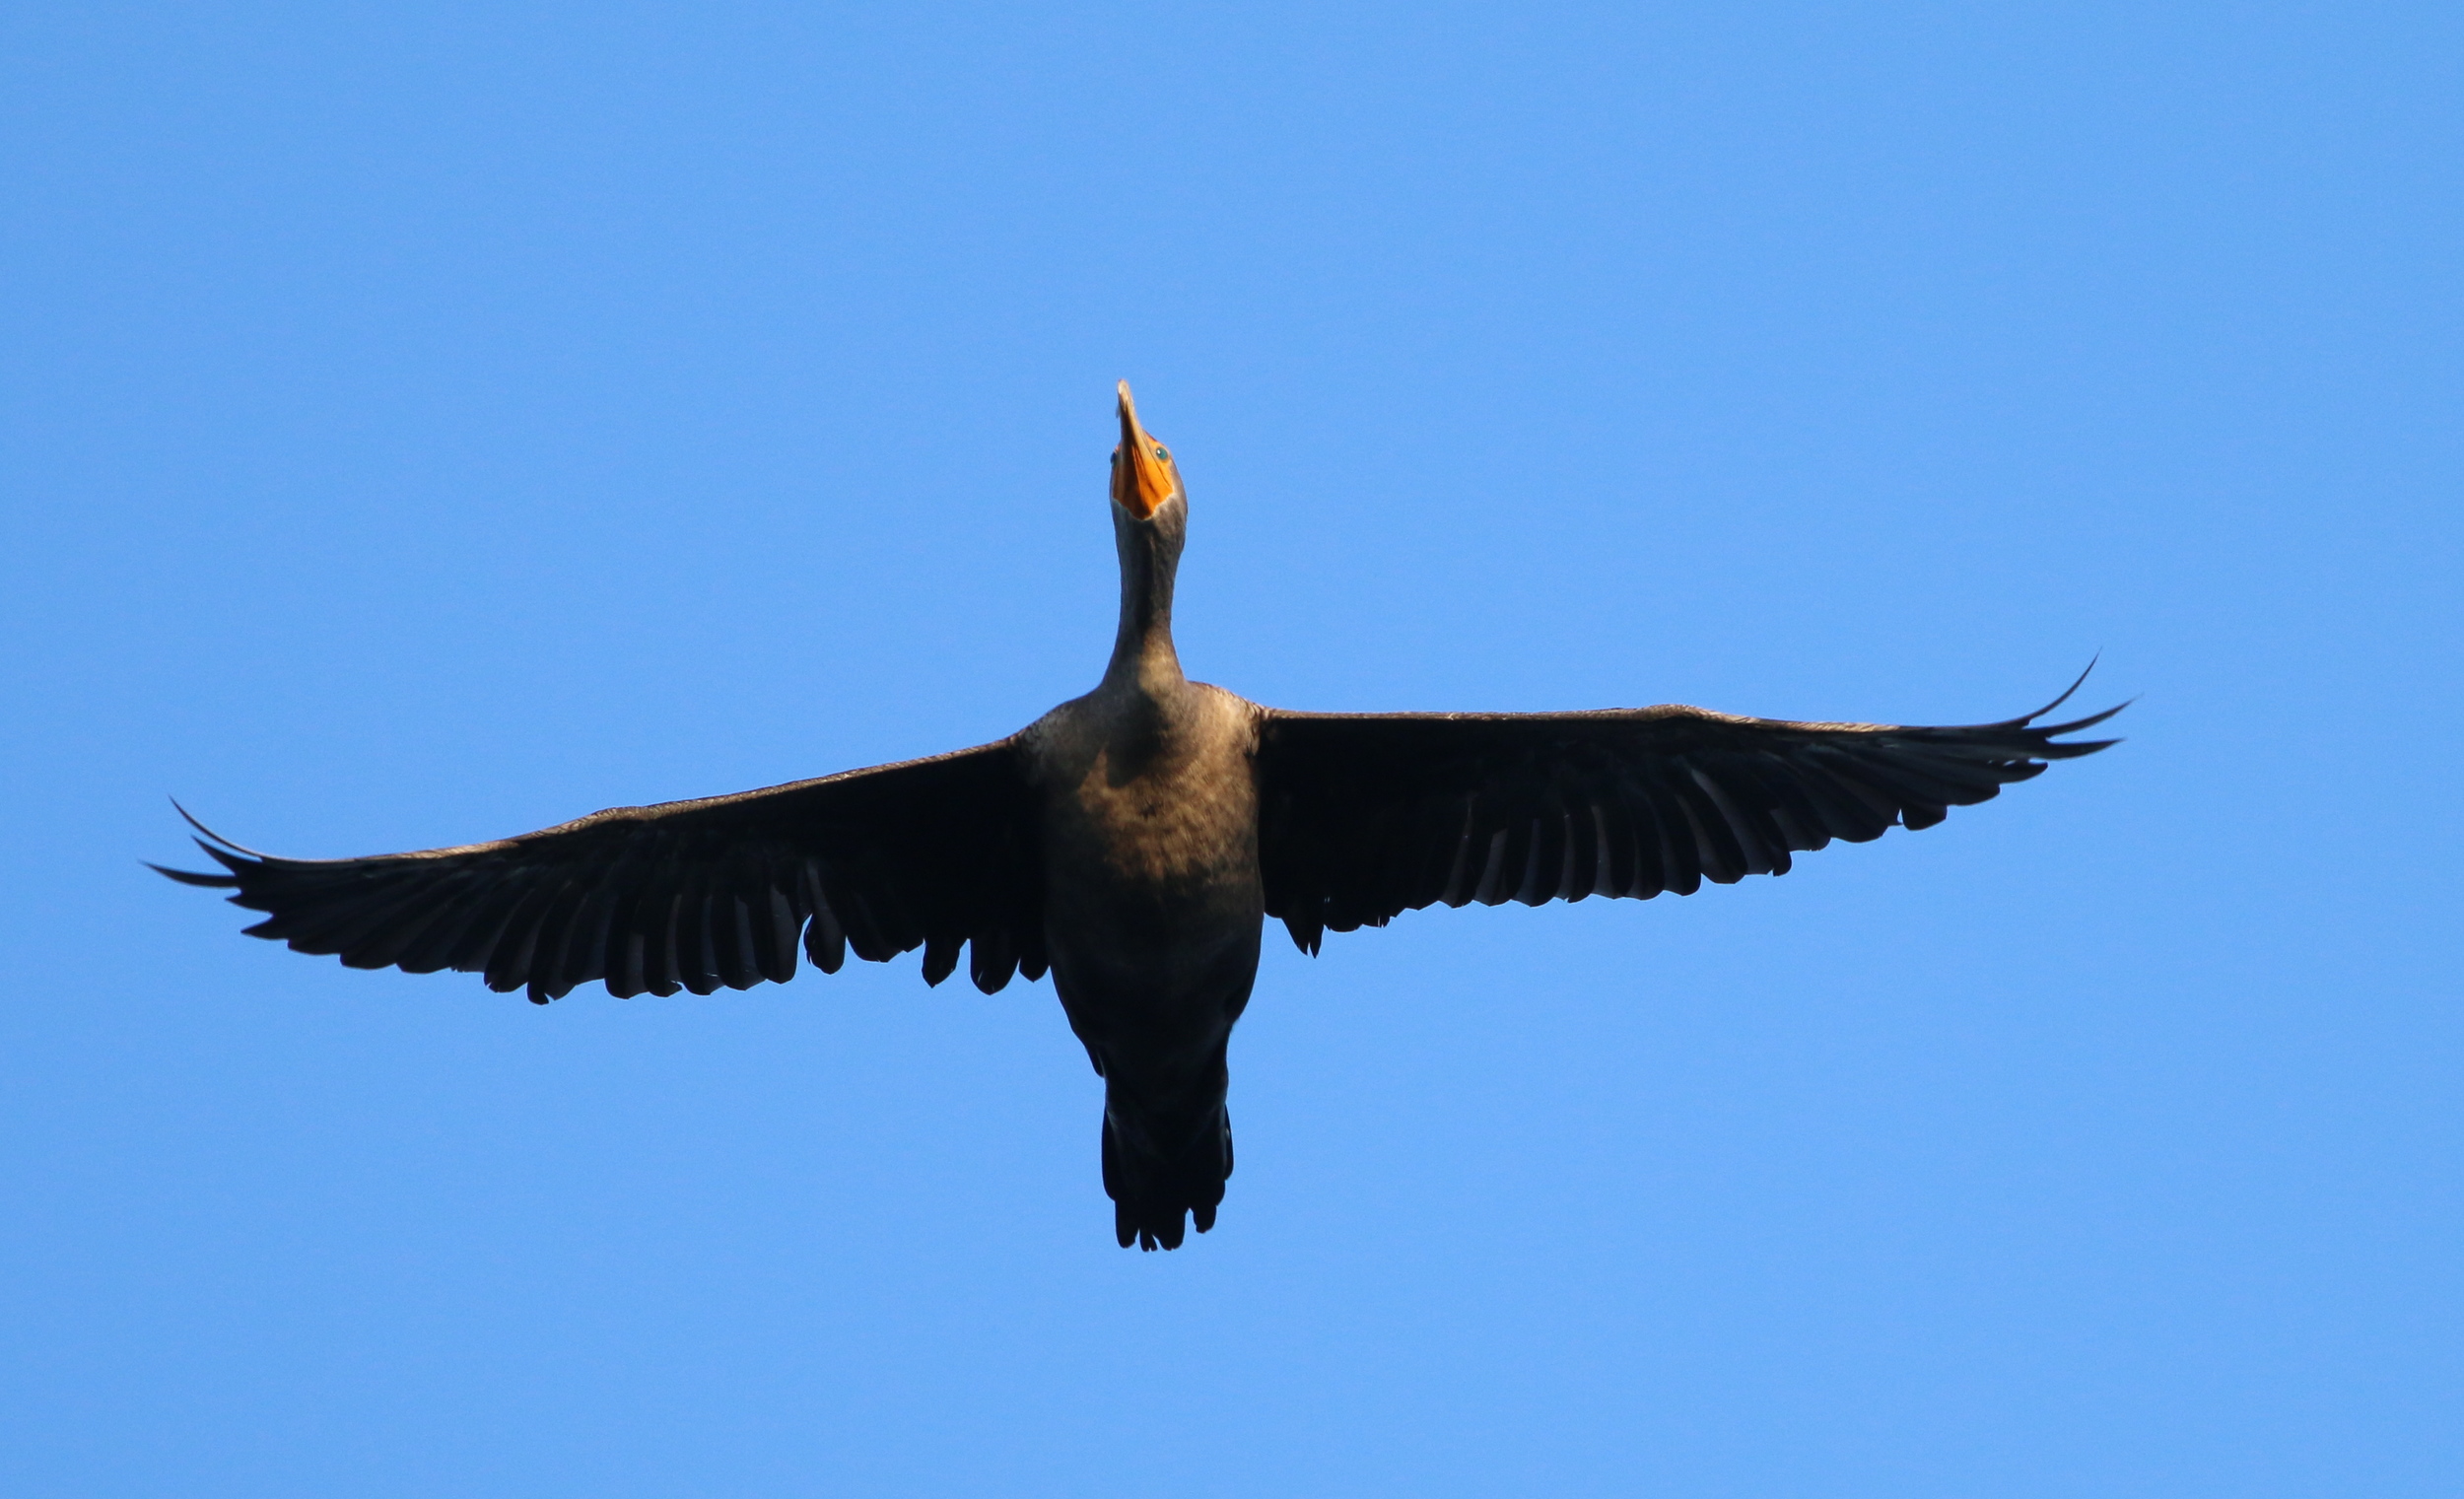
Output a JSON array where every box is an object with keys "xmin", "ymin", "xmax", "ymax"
[{"xmin": 159, "ymin": 382, "xmax": 2120, "ymax": 1250}]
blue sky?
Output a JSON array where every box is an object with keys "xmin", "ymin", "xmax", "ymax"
[{"xmin": 5, "ymin": 3, "xmax": 2457, "ymax": 1493}]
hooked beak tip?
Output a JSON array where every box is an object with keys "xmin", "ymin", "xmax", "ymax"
[{"xmin": 1111, "ymin": 379, "xmax": 1168, "ymax": 519}]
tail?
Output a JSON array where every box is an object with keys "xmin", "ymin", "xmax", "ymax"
[{"xmin": 1102, "ymin": 1088, "xmax": 1233, "ymax": 1252}]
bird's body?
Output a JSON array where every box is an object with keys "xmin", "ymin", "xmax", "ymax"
[
  {"xmin": 1032, "ymin": 676, "xmax": 1262, "ymax": 1247},
  {"xmin": 161, "ymin": 382, "xmax": 2120, "ymax": 1250},
  {"xmin": 1021, "ymin": 479, "xmax": 1265, "ymax": 1246},
  {"xmin": 1030, "ymin": 680, "xmax": 1262, "ymax": 1242}
]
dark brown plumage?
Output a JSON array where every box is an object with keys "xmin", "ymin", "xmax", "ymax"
[{"xmin": 159, "ymin": 381, "xmax": 2121, "ymax": 1250}]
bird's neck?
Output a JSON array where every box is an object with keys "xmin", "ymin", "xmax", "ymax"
[{"xmin": 1103, "ymin": 504, "xmax": 1186, "ymax": 697}]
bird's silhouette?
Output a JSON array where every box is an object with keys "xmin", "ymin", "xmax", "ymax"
[{"xmin": 159, "ymin": 382, "xmax": 2120, "ymax": 1249}]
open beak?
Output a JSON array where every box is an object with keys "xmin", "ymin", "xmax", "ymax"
[{"xmin": 1112, "ymin": 380, "xmax": 1174, "ymax": 519}]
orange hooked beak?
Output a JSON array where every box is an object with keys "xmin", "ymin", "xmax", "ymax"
[{"xmin": 1111, "ymin": 380, "xmax": 1176, "ymax": 519}]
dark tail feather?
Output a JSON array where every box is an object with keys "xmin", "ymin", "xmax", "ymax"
[{"xmin": 1101, "ymin": 1091, "xmax": 1234, "ymax": 1252}]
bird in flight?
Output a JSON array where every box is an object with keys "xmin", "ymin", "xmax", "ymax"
[{"xmin": 159, "ymin": 381, "xmax": 2120, "ymax": 1250}]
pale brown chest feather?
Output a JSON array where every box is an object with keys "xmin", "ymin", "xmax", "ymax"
[{"xmin": 1025, "ymin": 684, "xmax": 1263, "ymax": 897}]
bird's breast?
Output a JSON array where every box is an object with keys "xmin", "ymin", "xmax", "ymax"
[{"xmin": 1028, "ymin": 686, "xmax": 1264, "ymax": 914}]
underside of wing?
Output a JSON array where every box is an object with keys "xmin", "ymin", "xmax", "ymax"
[
  {"xmin": 154, "ymin": 741, "xmax": 1046, "ymax": 1002},
  {"xmin": 1255, "ymin": 675, "xmax": 2122, "ymax": 954}
]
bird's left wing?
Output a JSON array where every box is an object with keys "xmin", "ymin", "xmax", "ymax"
[
  {"xmin": 155, "ymin": 740, "xmax": 1045, "ymax": 1001},
  {"xmin": 1254, "ymin": 686, "xmax": 2120, "ymax": 954}
]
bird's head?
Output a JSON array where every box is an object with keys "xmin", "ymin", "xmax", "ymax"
[{"xmin": 1109, "ymin": 380, "xmax": 1184, "ymax": 521}]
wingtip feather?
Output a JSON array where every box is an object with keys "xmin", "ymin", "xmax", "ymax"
[
  {"xmin": 169, "ymin": 798, "xmax": 280, "ymax": 858},
  {"xmin": 2015, "ymin": 655, "xmax": 2100, "ymax": 723}
]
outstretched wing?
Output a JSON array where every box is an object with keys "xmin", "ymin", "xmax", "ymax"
[
  {"xmin": 156, "ymin": 740, "xmax": 1044, "ymax": 1002},
  {"xmin": 1255, "ymin": 680, "xmax": 2120, "ymax": 954}
]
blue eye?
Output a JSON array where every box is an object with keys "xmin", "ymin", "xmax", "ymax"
[{"xmin": 1153, "ymin": 447, "xmax": 1169, "ymax": 460}]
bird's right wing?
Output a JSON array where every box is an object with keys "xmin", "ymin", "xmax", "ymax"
[
  {"xmin": 156, "ymin": 740, "xmax": 1045, "ymax": 1002},
  {"xmin": 1255, "ymin": 683, "xmax": 2120, "ymax": 953}
]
